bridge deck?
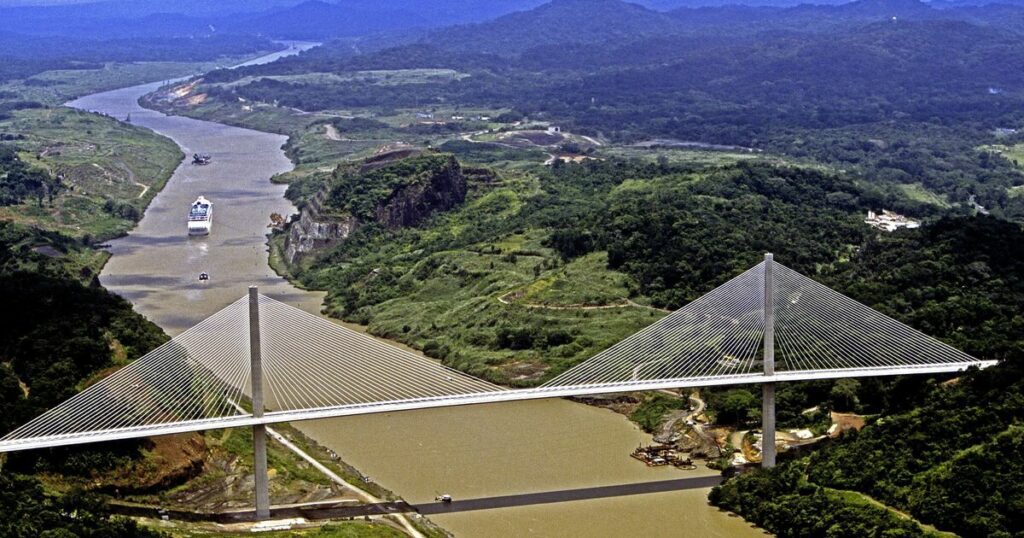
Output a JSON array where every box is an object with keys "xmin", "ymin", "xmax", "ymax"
[
  {"xmin": 0, "ymin": 258, "xmax": 997, "ymax": 453},
  {"xmin": 0, "ymin": 360, "xmax": 992, "ymax": 452}
]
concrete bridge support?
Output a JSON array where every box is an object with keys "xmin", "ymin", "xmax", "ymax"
[
  {"xmin": 762, "ymin": 253, "xmax": 777, "ymax": 468},
  {"xmin": 250, "ymin": 286, "xmax": 270, "ymax": 519},
  {"xmin": 761, "ymin": 383, "xmax": 776, "ymax": 467}
]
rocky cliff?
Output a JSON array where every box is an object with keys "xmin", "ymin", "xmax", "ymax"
[
  {"xmin": 375, "ymin": 155, "xmax": 466, "ymax": 229},
  {"xmin": 283, "ymin": 152, "xmax": 466, "ymax": 263},
  {"xmin": 283, "ymin": 188, "xmax": 358, "ymax": 264}
]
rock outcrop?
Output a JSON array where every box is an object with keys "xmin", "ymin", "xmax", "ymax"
[
  {"xmin": 283, "ymin": 188, "xmax": 358, "ymax": 264},
  {"xmin": 283, "ymin": 152, "xmax": 466, "ymax": 264},
  {"xmin": 375, "ymin": 156, "xmax": 466, "ymax": 229}
]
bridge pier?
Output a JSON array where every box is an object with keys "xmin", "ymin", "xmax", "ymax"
[
  {"xmin": 761, "ymin": 383, "xmax": 776, "ymax": 467},
  {"xmin": 762, "ymin": 253, "xmax": 776, "ymax": 468},
  {"xmin": 253, "ymin": 425, "xmax": 270, "ymax": 519},
  {"xmin": 249, "ymin": 287, "xmax": 271, "ymax": 519}
]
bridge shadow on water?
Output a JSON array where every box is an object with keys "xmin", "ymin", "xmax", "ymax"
[
  {"xmin": 294, "ymin": 475, "xmax": 724, "ymax": 520},
  {"xmin": 110, "ymin": 476, "xmax": 724, "ymax": 523},
  {"xmin": 409, "ymin": 475, "xmax": 725, "ymax": 515}
]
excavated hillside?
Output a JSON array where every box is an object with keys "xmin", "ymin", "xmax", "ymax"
[{"xmin": 283, "ymin": 151, "xmax": 467, "ymax": 263}]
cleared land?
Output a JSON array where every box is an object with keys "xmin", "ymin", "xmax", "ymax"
[
  {"xmin": 897, "ymin": 182, "xmax": 951, "ymax": 208},
  {"xmin": 0, "ymin": 55, "xmax": 276, "ymax": 107},
  {"xmin": 0, "ymin": 107, "xmax": 182, "ymax": 240}
]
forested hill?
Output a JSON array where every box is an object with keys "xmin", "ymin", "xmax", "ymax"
[
  {"xmin": 4, "ymin": 0, "xmax": 1024, "ymax": 43},
  {"xmin": 198, "ymin": 15, "xmax": 1024, "ymax": 216},
  {"xmin": 210, "ymin": 18, "xmax": 1024, "ymax": 129},
  {"xmin": 710, "ymin": 219, "xmax": 1024, "ymax": 538},
  {"xmin": 286, "ymin": 151, "xmax": 1024, "ymax": 536},
  {"xmin": 0, "ymin": 222, "xmax": 166, "ymax": 437},
  {"xmin": 422, "ymin": 0, "xmax": 682, "ymax": 55},
  {"xmin": 420, "ymin": 0, "xmax": 1024, "ymax": 52},
  {"xmin": 0, "ymin": 222, "xmax": 167, "ymax": 537},
  {"xmin": 285, "ymin": 156, "xmax": 906, "ymax": 383}
]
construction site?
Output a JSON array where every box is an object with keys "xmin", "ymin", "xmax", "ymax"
[{"xmin": 621, "ymin": 391, "xmax": 866, "ymax": 471}]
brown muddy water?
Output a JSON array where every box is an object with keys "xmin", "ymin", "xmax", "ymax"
[
  {"xmin": 69, "ymin": 43, "xmax": 325, "ymax": 333},
  {"xmin": 71, "ymin": 48, "xmax": 764, "ymax": 538}
]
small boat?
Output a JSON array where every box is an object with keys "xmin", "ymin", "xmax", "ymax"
[
  {"xmin": 436, "ymin": 494, "xmax": 452, "ymax": 503},
  {"xmin": 192, "ymin": 153, "xmax": 212, "ymax": 165},
  {"xmin": 125, "ymin": 113, "xmax": 131, "ymax": 123},
  {"xmin": 188, "ymin": 196, "xmax": 213, "ymax": 236}
]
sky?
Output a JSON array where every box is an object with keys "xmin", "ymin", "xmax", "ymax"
[{"xmin": 0, "ymin": 1, "xmax": 96, "ymax": 4}]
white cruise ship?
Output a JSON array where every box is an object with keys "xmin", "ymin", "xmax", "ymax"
[{"xmin": 187, "ymin": 196, "xmax": 213, "ymax": 236}]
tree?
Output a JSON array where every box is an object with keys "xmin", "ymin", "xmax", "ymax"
[
  {"xmin": 829, "ymin": 379, "xmax": 861, "ymax": 412},
  {"xmin": 714, "ymin": 389, "xmax": 758, "ymax": 424}
]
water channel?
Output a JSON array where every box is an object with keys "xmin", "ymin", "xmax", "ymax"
[{"xmin": 70, "ymin": 47, "xmax": 763, "ymax": 538}]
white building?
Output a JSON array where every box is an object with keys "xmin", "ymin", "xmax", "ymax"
[{"xmin": 865, "ymin": 210, "xmax": 921, "ymax": 232}]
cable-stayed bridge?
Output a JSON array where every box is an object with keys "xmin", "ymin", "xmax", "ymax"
[{"xmin": 0, "ymin": 254, "xmax": 995, "ymax": 518}]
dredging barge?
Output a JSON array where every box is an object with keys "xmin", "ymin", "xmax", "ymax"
[{"xmin": 631, "ymin": 444, "xmax": 698, "ymax": 469}]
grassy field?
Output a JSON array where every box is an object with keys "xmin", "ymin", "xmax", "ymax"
[
  {"xmin": 349, "ymin": 242, "xmax": 665, "ymax": 385},
  {"xmin": 0, "ymin": 107, "xmax": 182, "ymax": 240},
  {"xmin": 278, "ymin": 167, "xmax": 668, "ymax": 386},
  {"xmin": 513, "ymin": 251, "xmax": 635, "ymax": 306},
  {"xmin": 983, "ymin": 142, "xmax": 1024, "ymax": 169},
  {"xmin": 897, "ymin": 182, "xmax": 951, "ymax": 208},
  {"xmin": 599, "ymin": 145, "xmax": 766, "ymax": 166},
  {"xmin": 222, "ymin": 68, "xmax": 469, "ymax": 90},
  {"xmin": 598, "ymin": 145, "xmax": 837, "ymax": 176},
  {"xmin": 980, "ymin": 144, "xmax": 1024, "ymax": 197}
]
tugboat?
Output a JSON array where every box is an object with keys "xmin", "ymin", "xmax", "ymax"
[
  {"xmin": 192, "ymin": 153, "xmax": 212, "ymax": 165},
  {"xmin": 187, "ymin": 196, "xmax": 213, "ymax": 236}
]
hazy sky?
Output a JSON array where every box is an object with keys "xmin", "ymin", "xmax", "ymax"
[{"xmin": 0, "ymin": 1, "xmax": 96, "ymax": 5}]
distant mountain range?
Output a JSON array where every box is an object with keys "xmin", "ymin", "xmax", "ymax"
[
  {"xmin": 0, "ymin": 0, "xmax": 548, "ymax": 39},
  {"xmin": 3, "ymin": 0, "xmax": 1024, "ymax": 44},
  {"xmin": 423, "ymin": 0, "xmax": 682, "ymax": 55},
  {"xmin": 417, "ymin": 0, "xmax": 1024, "ymax": 55}
]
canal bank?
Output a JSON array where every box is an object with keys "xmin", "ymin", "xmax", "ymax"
[{"xmin": 72, "ymin": 49, "xmax": 763, "ymax": 538}]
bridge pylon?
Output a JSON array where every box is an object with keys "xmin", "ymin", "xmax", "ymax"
[
  {"xmin": 249, "ymin": 286, "xmax": 270, "ymax": 519},
  {"xmin": 762, "ymin": 253, "xmax": 776, "ymax": 468}
]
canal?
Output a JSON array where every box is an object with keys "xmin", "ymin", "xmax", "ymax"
[{"xmin": 69, "ymin": 48, "xmax": 763, "ymax": 538}]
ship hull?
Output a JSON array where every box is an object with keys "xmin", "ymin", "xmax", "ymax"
[
  {"xmin": 187, "ymin": 196, "xmax": 213, "ymax": 236},
  {"xmin": 188, "ymin": 222, "xmax": 212, "ymax": 236}
]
